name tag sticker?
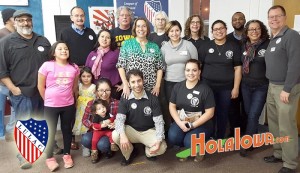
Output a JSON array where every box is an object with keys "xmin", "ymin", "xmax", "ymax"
[
  {"xmin": 270, "ymin": 47, "xmax": 276, "ymax": 52},
  {"xmin": 180, "ymin": 51, "xmax": 188, "ymax": 56},
  {"xmin": 193, "ymin": 90, "xmax": 200, "ymax": 95}
]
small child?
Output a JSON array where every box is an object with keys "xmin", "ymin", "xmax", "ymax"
[
  {"xmin": 72, "ymin": 67, "xmax": 96, "ymax": 151},
  {"xmin": 90, "ymin": 99, "xmax": 118, "ymax": 163}
]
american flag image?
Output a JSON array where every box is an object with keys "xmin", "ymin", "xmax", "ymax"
[
  {"xmin": 144, "ymin": 0, "xmax": 162, "ymax": 23},
  {"xmin": 92, "ymin": 9, "xmax": 115, "ymax": 30},
  {"xmin": 14, "ymin": 118, "xmax": 48, "ymax": 164}
]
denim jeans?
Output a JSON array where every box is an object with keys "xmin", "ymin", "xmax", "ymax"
[
  {"xmin": 168, "ymin": 121, "xmax": 213, "ymax": 148},
  {"xmin": 81, "ymin": 131, "xmax": 111, "ymax": 153},
  {"xmin": 9, "ymin": 93, "xmax": 44, "ymax": 122},
  {"xmin": 0, "ymin": 85, "xmax": 16, "ymax": 135},
  {"xmin": 241, "ymin": 83, "xmax": 268, "ymax": 136},
  {"xmin": 211, "ymin": 89, "xmax": 232, "ymax": 139}
]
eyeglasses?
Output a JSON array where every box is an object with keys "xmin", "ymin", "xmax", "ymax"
[
  {"xmin": 191, "ymin": 21, "xmax": 201, "ymax": 25},
  {"xmin": 15, "ymin": 18, "xmax": 32, "ymax": 23},
  {"xmin": 212, "ymin": 27, "xmax": 226, "ymax": 32},
  {"xmin": 156, "ymin": 18, "xmax": 166, "ymax": 21},
  {"xmin": 97, "ymin": 89, "xmax": 111, "ymax": 94},
  {"xmin": 72, "ymin": 14, "xmax": 85, "ymax": 18},
  {"xmin": 247, "ymin": 28, "xmax": 261, "ymax": 33},
  {"xmin": 120, "ymin": 14, "xmax": 130, "ymax": 18},
  {"xmin": 268, "ymin": 14, "xmax": 285, "ymax": 20}
]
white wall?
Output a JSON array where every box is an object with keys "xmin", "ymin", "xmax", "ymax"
[
  {"xmin": 209, "ymin": 0, "xmax": 273, "ymax": 38},
  {"xmin": 168, "ymin": 0, "xmax": 191, "ymax": 36},
  {"xmin": 41, "ymin": 0, "xmax": 273, "ymax": 44},
  {"xmin": 42, "ymin": 0, "xmax": 75, "ymax": 44}
]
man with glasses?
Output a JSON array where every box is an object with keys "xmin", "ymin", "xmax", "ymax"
[
  {"xmin": 148, "ymin": 11, "xmax": 169, "ymax": 48},
  {"xmin": 59, "ymin": 6, "xmax": 96, "ymax": 67},
  {"xmin": 263, "ymin": 5, "xmax": 300, "ymax": 173},
  {"xmin": 0, "ymin": 10, "xmax": 51, "ymax": 169},
  {"xmin": 111, "ymin": 6, "xmax": 134, "ymax": 48}
]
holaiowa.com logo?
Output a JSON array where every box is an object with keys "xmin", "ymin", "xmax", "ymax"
[{"xmin": 176, "ymin": 128, "xmax": 289, "ymax": 159}]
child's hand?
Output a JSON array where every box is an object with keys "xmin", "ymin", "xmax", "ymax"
[
  {"xmin": 108, "ymin": 122, "xmax": 115, "ymax": 129},
  {"xmin": 101, "ymin": 122, "xmax": 108, "ymax": 128}
]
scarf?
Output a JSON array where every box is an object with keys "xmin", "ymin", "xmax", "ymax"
[
  {"xmin": 242, "ymin": 39, "xmax": 264, "ymax": 74},
  {"xmin": 92, "ymin": 47, "xmax": 110, "ymax": 79}
]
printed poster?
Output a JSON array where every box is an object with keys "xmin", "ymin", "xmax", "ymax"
[
  {"xmin": 116, "ymin": 0, "xmax": 168, "ymax": 31},
  {"xmin": 88, "ymin": 6, "xmax": 115, "ymax": 34}
]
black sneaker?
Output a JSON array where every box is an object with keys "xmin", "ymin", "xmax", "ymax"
[
  {"xmin": 264, "ymin": 155, "xmax": 282, "ymax": 163},
  {"xmin": 120, "ymin": 148, "xmax": 138, "ymax": 166},
  {"xmin": 278, "ymin": 167, "xmax": 296, "ymax": 173},
  {"xmin": 105, "ymin": 152, "xmax": 113, "ymax": 159},
  {"xmin": 146, "ymin": 156, "xmax": 157, "ymax": 161}
]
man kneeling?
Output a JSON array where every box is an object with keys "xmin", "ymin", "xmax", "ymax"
[{"xmin": 112, "ymin": 69, "xmax": 167, "ymax": 166}]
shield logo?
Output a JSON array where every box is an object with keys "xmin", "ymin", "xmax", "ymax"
[
  {"xmin": 144, "ymin": 0, "xmax": 162, "ymax": 23},
  {"xmin": 14, "ymin": 118, "xmax": 48, "ymax": 164}
]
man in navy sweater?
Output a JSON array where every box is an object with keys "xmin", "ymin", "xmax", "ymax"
[{"xmin": 59, "ymin": 6, "xmax": 96, "ymax": 67}]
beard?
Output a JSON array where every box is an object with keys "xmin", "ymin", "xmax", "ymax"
[
  {"xmin": 17, "ymin": 26, "xmax": 33, "ymax": 35},
  {"xmin": 233, "ymin": 25, "xmax": 244, "ymax": 31}
]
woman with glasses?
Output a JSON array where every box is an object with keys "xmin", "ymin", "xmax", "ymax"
[
  {"xmin": 239, "ymin": 20, "xmax": 270, "ymax": 157},
  {"xmin": 198, "ymin": 20, "xmax": 242, "ymax": 139},
  {"xmin": 148, "ymin": 11, "xmax": 169, "ymax": 48},
  {"xmin": 85, "ymin": 29, "xmax": 121, "ymax": 100},
  {"xmin": 117, "ymin": 17, "xmax": 164, "ymax": 98},
  {"xmin": 81, "ymin": 78, "xmax": 119, "ymax": 159},
  {"xmin": 183, "ymin": 15, "xmax": 210, "ymax": 50}
]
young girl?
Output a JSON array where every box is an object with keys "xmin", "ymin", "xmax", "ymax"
[
  {"xmin": 90, "ymin": 99, "xmax": 118, "ymax": 163},
  {"xmin": 38, "ymin": 41, "xmax": 79, "ymax": 171},
  {"xmin": 72, "ymin": 67, "xmax": 96, "ymax": 150}
]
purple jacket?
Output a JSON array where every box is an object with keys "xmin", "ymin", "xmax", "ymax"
[{"xmin": 85, "ymin": 49, "xmax": 121, "ymax": 86}]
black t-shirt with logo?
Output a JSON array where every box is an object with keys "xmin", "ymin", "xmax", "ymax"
[
  {"xmin": 118, "ymin": 91, "xmax": 161, "ymax": 131},
  {"xmin": 198, "ymin": 40, "xmax": 242, "ymax": 90},
  {"xmin": 170, "ymin": 80, "xmax": 215, "ymax": 112}
]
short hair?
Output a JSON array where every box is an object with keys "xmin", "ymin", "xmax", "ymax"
[
  {"xmin": 211, "ymin": 20, "xmax": 227, "ymax": 31},
  {"xmin": 268, "ymin": 5, "xmax": 286, "ymax": 16},
  {"xmin": 244, "ymin": 20, "xmax": 270, "ymax": 42},
  {"xmin": 91, "ymin": 99, "xmax": 109, "ymax": 114},
  {"xmin": 184, "ymin": 15, "xmax": 205, "ymax": 39},
  {"xmin": 126, "ymin": 69, "xmax": 144, "ymax": 82},
  {"xmin": 132, "ymin": 17, "xmax": 150, "ymax": 37},
  {"xmin": 93, "ymin": 29, "xmax": 117, "ymax": 51},
  {"xmin": 70, "ymin": 6, "xmax": 85, "ymax": 15},
  {"xmin": 185, "ymin": 59, "xmax": 201, "ymax": 70},
  {"xmin": 95, "ymin": 78, "xmax": 113, "ymax": 91},
  {"xmin": 152, "ymin": 11, "xmax": 169, "ymax": 32},
  {"xmin": 115, "ymin": 6, "xmax": 134, "ymax": 21},
  {"xmin": 232, "ymin": 12, "xmax": 245, "ymax": 20},
  {"xmin": 165, "ymin": 20, "xmax": 182, "ymax": 36}
]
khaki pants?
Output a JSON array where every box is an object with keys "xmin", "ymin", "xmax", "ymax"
[
  {"xmin": 112, "ymin": 125, "xmax": 167, "ymax": 160},
  {"xmin": 267, "ymin": 83, "xmax": 300, "ymax": 169}
]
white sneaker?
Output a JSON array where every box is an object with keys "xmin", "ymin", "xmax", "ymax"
[{"xmin": 82, "ymin": 146, "xmax": 90, "ymax": 157}]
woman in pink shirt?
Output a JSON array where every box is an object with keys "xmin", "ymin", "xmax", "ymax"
[{"xmin": 38, "ymin": 41, "xmax": 79, "ymax": 171}]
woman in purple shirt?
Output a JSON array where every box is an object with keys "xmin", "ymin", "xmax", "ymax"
[{"xmin": 85, "ymin": 29, "xmax": 122, "ymax": 99}]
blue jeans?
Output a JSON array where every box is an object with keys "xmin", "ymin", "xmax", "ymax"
[
  {"xmin": 212, "ymin": 89, "xmax": 232, "ymax": 139},
  {"xmin": 81, "ymin": 131, "xmax": 111, "ymax": 153},
  {"xmin": 9, "ymin": 93, "xmax": 44, "ymax": 122},
  {"xmin": 241, "ymin": 83, "xmax": 268, "ymax": 136},
  {"xmin": 0, "ymin": 85, "xmax": 16, "ymax": 135},
  {"xmin": 168, "ymin": 121, "xmax": 213, "ymax": 148}
]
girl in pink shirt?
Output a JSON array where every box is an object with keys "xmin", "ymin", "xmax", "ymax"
[{"xmin": 38, "ymin": 41, "xmax": 79, "ymax": 171}]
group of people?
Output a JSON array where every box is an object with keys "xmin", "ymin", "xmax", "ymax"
[{"xmin": 0, "ymin": 4, "xmax": 299, "ymax": 173}]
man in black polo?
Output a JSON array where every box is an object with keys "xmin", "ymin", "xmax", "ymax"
[{"xmin": 112, "ymin": 69, "xmax": 167, "ymax": 166}]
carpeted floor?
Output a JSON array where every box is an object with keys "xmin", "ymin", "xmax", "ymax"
[{"xmin": 0, "ymin": 132, "xmax": 299, "ymax": 173}]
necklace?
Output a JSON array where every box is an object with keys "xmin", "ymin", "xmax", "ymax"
[{"xmin": 215, "ymin": 44, "xmax": 224, "ymax": 56}]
